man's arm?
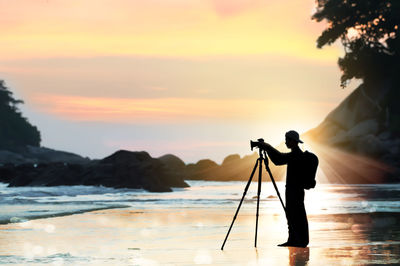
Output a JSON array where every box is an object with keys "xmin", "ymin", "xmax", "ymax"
[{"xmin": 259, "ymin": 143, "xmax": 289, "ymax": 165}]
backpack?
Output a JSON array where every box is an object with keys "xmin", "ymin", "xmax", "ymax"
[{"xmin": 302, "ymin": 151, "xmax": 319, "ymax": 189}]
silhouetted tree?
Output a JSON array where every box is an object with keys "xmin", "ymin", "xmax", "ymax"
[
  {"xmin": 0, "ymin": 80, "xmax": 41, "ymax": 150},
  {"xmin": 312, "ymin": 0, "xmax": 400, "ymax": 87}
]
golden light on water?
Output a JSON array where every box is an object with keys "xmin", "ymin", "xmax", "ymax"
[{"xmin": 1, "ymin": 205, "xmax": 397, "ymax": 265}]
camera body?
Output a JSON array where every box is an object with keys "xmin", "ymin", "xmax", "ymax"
[{"xmin": 250, "ymin": 138, "xmax": 264, "ymax": 151}]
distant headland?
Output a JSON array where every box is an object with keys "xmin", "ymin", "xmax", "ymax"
[{"xmin": 0, "ymin": 79, "xmax": 399, "ymax": 192}]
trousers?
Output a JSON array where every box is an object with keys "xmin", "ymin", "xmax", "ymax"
[{"xmin": 285, "ymin": 187, "xmax": 309, "ymax": 245}]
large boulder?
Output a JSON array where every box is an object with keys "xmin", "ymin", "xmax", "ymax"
[
  {"xmin": 101, "ymin": 150, "xmax": 152, "ymax": 164},
  {"xmin": 157, "ymin": 154, "xmax": 188, "ymax": 187},
  {"xmin": 158, "ymin": 154, "xmax": 186, "ymax": 170},
  {"xmin": 186, "ymin": 159, "xmax": 220, "ymax": 180},
  {"xmin": 222, "ymin": 154, "xmax": 241, "ymax": 166}
]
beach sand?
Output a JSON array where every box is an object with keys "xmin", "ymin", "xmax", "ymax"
[{"xmin": 0, "ymin": 207, "xmax": 399, "ymax": 265}]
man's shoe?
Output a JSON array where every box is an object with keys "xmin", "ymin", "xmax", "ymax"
[
  {"xmin": 291, "ymin": 243, "xmax": 308, "ymax": 248},
  {"xmin": 277, "ymin": 242, "xmax": 292, "ymax": 247},
  {"xmin": 278, "ymin": 241, "xmax": 308, "ymax": 248}
]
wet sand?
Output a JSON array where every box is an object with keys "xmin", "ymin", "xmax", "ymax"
[{"xmin": 0, "ymin": 208, "xmax": 399, "ymax": 265}]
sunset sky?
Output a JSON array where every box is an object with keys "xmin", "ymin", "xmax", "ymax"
[{"xmin": 0, "ymin": 0, "xmax": 358, "ymax": 163}]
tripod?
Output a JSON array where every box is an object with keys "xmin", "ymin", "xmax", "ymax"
[{"xmin": 221, "ymin": 148, "xmax": 287, "ymax": 250}]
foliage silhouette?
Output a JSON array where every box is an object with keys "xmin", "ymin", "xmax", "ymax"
[
  {"xmin": 312, "ymin": 0, "xmax": 400, "ymax": 88},
  {"xmin": 0, "ymin": 80, "xmax": 41, "ymax": 150}
]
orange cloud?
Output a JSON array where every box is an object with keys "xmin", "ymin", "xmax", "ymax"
[{"xmin": 0, "ymin": 0, "xmax": 340, "ymax": 61}]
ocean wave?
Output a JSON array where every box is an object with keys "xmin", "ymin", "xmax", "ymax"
[
  {"xmin": 0, "ymin": 183, "xmax": 144, "ymax": 197},
  {"xmin": 1, "ymin": 181, "xmax": 400, "ymax": 224},
  {"xmin": 0, "ymin": 253, "xmax": 90, "ymax": 264},
  {"xmin": 0, "ymin": 204, "xmax": 129, "ymax": 225},
  {"xmin": 1, "ymin": 198, "xmax": 38, "ymax": 204}
]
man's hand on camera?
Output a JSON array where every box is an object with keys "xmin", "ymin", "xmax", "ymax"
[{"xmin": 258, "ymin": 142, "xmax": 272, "ymax": 151}]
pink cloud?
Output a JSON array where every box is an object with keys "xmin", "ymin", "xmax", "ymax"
[
  {"xmin": 30, "ymin": 93, "xmax": 336, "ymax": 130},
  {"xmin": 31, "ymin": 93, "xmax": 268, "ymax": 124}
]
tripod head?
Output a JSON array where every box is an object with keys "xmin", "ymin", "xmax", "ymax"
[
  {"xmin": 250, "ymin": 138, "xmax": 264, "ymax": 151},
  {"xmin": 250, "ymin": 139, "xmax": 270, "ymax": 166}
]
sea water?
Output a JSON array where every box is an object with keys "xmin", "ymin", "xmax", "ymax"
[{"xmin": 1, "ymin": 181, "xmax": 400, "ymax": 224}]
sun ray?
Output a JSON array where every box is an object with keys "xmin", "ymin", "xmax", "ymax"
[{"xmin": 303, "ymin": 137, "xmax": 394, "ymax": 184}]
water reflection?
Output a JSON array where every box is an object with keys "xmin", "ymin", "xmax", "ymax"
[
  {"xmin": 1, "ymin": 181, "xmax": 400, "ymax": 265},
  {"xmin": 288, "ymin": 247, "xmax": 309, "ymax": 266},
  {"xmin": 312, "ymin": 212, "xmax": 400, "ymax": 265}
]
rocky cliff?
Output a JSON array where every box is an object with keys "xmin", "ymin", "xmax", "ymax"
[{"xmin": 304, "ymin": 83, "xmax": 399, "ymax": 183}]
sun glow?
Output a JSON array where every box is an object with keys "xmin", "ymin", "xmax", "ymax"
[{"xmin": 32, "ymin": 94, "xmax": 334, "ymax": 126}]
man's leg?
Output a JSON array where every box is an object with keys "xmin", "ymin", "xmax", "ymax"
[
  {"xmin": 297, "ymin": 191, "xmax": 309, "ymax": 246},
  {"xmin": 279, "ymin": 188, "xmax": 308, "ymax": 247},
  {"xmin": 290, "ymin": 189, "xmax": 308, "ymax": 247}
]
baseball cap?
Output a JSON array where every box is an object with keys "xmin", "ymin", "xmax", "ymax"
[{"xmin": 285, "ymin": 130, "xmax": 304, "ymax": 143}]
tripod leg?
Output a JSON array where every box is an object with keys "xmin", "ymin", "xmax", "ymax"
[
  {"xmin": 221, "ymin": 159, "xmax": 259, "ymax": 250},
  {"xmin": 255, "ymin": 157, "xmax": 262, "ymax": 247}
]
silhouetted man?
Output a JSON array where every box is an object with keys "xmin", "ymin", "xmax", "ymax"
[{"xmin": 259, "ymin": 130, "xmax": 309, "ymax": 247}]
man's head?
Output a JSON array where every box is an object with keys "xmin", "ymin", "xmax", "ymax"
[{"xmin": 285, "ymin": 130, "xmax": 303, "ymax": 149}]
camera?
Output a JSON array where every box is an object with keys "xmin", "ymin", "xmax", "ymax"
[{"xmin": 250, "ymin": 138, "xmax": 264, "ymax": 151}]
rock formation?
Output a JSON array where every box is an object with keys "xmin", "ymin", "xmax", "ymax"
[
  {"xmin": 0, "ymin": 145, "xmax": 90, "ymax": 165},
  {"xmin": 304, "ymin": 83, "xmax": 399, "ymax": 183},
  {"xmin": 184, "ymin": 152, "xmax": 286, "ymax": 182},
  {"xmin": 0, "ymin": 150, "xmax": 189, "ymax": 192}
]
